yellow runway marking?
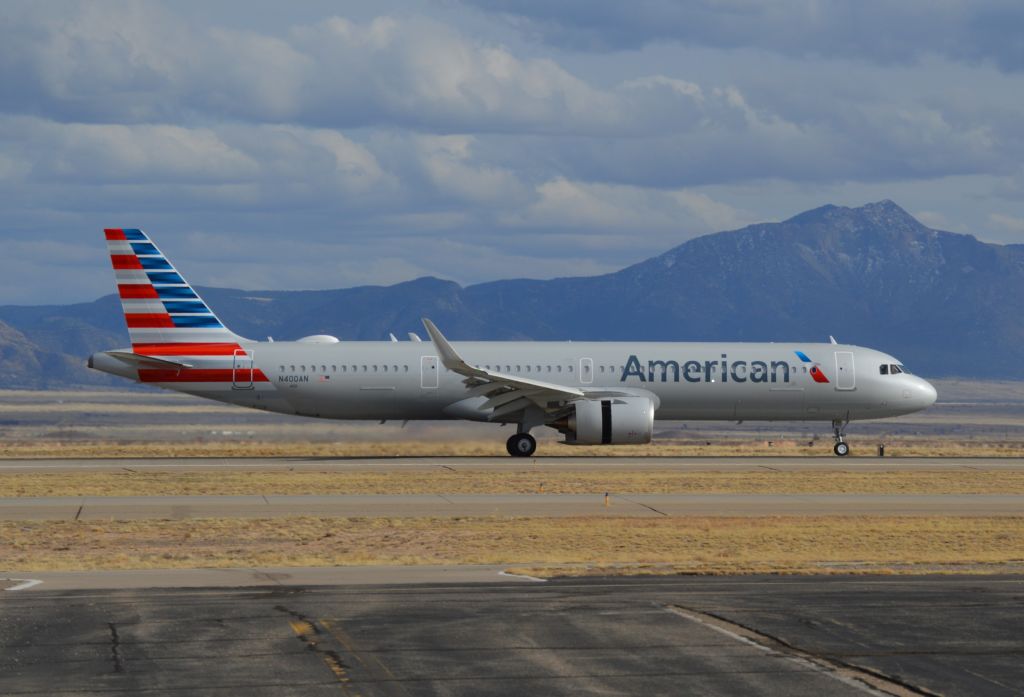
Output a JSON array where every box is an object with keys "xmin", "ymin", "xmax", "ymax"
[
  {"xmin": 323, "ymin": 619, "xmax": 411, "ymax": 696},
  {"xmin": 287, "ymin": 618, "xmax": 360, "ymax": 695}
]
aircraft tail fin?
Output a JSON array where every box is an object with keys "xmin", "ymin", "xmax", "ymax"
[{"xmin": 104, "ymin": 228, "xmax": 245, "ymax": 354}]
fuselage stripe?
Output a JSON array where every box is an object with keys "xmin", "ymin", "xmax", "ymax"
[
  {"xmin": 138, "ymin": 368, "xmax": 269, "ymax": 383},
  {"xmin": 132, "ymin": 343, "xmax": 244, "ymax": 356}
]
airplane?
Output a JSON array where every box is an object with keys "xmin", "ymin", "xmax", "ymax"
[{"xmin": 88, "ymin": 229, "xmax": 938, "ymax": 457}]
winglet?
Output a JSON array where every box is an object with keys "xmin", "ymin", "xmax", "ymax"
[{"xmin": 421, "ymin": 318, "xmax": 468, "ymax": 371}]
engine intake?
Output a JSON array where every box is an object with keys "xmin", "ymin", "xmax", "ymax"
[{"xmin": 557, "ymin": 397, "xmax": 654, "ymax": 445}]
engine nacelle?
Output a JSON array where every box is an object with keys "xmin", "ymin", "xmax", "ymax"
[{"xmin": 559, "ymin": 397, "xmax": 654, "ymax": 445}]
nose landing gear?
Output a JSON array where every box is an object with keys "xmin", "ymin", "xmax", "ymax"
[{"xmin": 832, "ymin": 418, "xmax": 850, "ymax": 457}]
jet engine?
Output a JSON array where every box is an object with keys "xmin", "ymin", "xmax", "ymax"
[{"xmin": 555, "ymin": 397, "xmax": 654, "ymax": 445}]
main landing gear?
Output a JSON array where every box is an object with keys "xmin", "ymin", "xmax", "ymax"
[
  {"xmin": 506, "ymin": 432, "xmax": 537, "ymax": 457},
  {"xmin": 832, "ymin": 418, "xmax": 850, "ymax": 457}
]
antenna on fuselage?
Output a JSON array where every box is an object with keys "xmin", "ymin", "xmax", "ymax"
[
  {"xmin": 389, "ymin": 333, "xmax": 398, "ymax": 342},
  {"xmin": 829, "ymin": 335, "xmax": 838, "ymax": 344},
  {"xmin": 408, "ymin": 332, "xmax": 422, "ymax": 342}
]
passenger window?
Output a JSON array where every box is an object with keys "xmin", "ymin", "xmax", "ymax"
[
  {"xmin": 311, "ymin": 365, "xmax": 316, "ymax": 372},
  {"xmin": 331, "ymin": 365, "xmax": 336, "ymax": 372},
  {"xmin": 373, "ymin": 365, "xmax": 378, "ymax": 372},
  {"xmin": 342, "ymin": 365, "xmax": 347, "ymax": 372},
  {"xmin": 557, "ymin": 365, "xmax": 562, "ymax": 372},
  {"xmin": 404, "ymin": 365, "xmax": 409, "ymax": 372},
  {"xmin": 568, "ymin": 365, "xmax": 574, "ymax": 372},
  {"xmin": 362, "ymin": 365, "xmax": 367, "ymax": 372},
  {"xmin": 599, "ymin": 366, "xmax": 605, "ymax": 373},
  {"xmin": 383, "ymin": 365, "xmax": 388, "ymax": 372},
  {"xmin": 506, "ymin": 365, "xmax": 511, "ymax": 372},
  {"xmin": 290, "ymin": 365, "xmax": 295, "ymax": 372},
  {"xmin": 279, "ymin": 365, "xmax": 285, "ymax": 372},
  {"xmin": 880, "ymin": 365, "xmax": 888, "ymax": 375},
  {"xmin": 301, "ymin": 365, "xmax": 306, "ymax": 372}
]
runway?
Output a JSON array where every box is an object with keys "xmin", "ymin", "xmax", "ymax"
[
  {"xmin": 2, "ymin": 454, "xmax": 1023, "ymax": 473},
  {"xmin": 1, "ymin": 565, "xmax": 537, "ymax": 591},
  {"xmin": 2, "ymin": 492, "xmax": 1022, "ymax": 520},
  {"xmin": 2, "ymin": 574, "xmax": 1021, "ymax": 696}
]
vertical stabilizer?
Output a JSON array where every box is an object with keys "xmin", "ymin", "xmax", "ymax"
[{"xmin": 104, "ymin": 228, "xmax": 244, "ymax": 355}]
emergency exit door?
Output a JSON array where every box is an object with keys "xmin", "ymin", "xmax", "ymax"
[{"xmin": 421, "ymin": 355, "xmax": 439, "ymax": 388}]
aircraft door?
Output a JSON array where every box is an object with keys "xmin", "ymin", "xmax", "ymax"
[
  {"xmin": 421, "ymin": 355, "xmax": 439, "ymax": 389},
  {"xmin": 580, "ymin": 357, "xmax": 593, "ymax": 384},
  {"xmin": 232, "ymin": 349, "xmax": 254, "ymax": 390},
  {"xmin": 834, "ymin": 351, "xmax": 855, "ymax": 390}
]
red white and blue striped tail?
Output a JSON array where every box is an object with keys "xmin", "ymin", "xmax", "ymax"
[{"xmin": 104, "ymin": 228, "xmax": 244, "ymax": 356}]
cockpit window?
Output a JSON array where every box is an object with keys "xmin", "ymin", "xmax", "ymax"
[
  {"xmin": 879, "ymin": 364, "xmax": 889, "ymax": 375},
  {"xmin": 890, "ymin": 364, "xmax": 902, "ymax": 374},
  {"xmin": 897, "ymin": 364, "xmax": 910, "ymax": 374}
]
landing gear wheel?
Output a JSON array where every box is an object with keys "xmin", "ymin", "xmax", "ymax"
[
  {"xmin": 834, "ymin": 441, "xmax": 850, "ymax": 457},
  {"xmin": 506, "ymin": 433, "xmax": 537, "ymax": 457}
]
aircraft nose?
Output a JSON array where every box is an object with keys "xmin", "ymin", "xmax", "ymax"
[{"xmin": 915, "ymin": 378, "xmax": 938, "ymax": 408}]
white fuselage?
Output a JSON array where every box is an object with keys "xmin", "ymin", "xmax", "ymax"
[{"xmin": 93, "ymin": 339, "xmax": 937, "ymax": 424}]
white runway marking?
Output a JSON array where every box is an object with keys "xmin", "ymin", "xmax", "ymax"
[
  {"xmin": 498, "ymin": 570, "xmax": 547, "ymax": 583},
  {"xmin": 665, "ymin": 606, "xmax": 898, "ymax": 697},
  {"xmin": 3, "ymin": 578, "xmax": 43, "ymax": 591}
]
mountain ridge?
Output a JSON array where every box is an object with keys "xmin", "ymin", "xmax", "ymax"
[{"xmin": 2, "ymin": 200, "xmax": 1021, "ymax": 388}]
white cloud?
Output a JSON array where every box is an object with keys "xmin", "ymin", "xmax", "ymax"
[
  {"xmin": 414, "ymin": 135, "xmax": 528, "ymax": 204},
  {"xmin": 507, "ymin": 177, "xmax": 751, "ymax": 237}
]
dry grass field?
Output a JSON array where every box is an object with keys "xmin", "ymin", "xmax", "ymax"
[
  {"xmin": 2, "ymin": 385, "xmax": 1023, "ymax": 576},
  {"xmin": 5, "ymin": 468, "xmax": 1024, "ymax": 497},
  {"xmin": 3, "ymin": 515, "xmax": 1021, "ymax": 575}
]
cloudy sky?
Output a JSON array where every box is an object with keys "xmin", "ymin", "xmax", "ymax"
[{"xmin": 2, "ymin": 0, "xmax": 1023, "ymax": 304}]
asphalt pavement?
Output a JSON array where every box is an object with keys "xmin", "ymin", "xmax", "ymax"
[
  {"xmin": 1, "ymin": 492, "xmax": 1021, "ymax": 520},
  {"xmin": 2, "ymin": 574, "xmax": 1021, "ymax": 696},
  {"xmin": 1, "ymin": 455, "xmax": 1021, "ymax": 473}
]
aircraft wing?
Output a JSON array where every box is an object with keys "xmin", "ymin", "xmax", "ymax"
[{"xmin": 422, "ymin": 318, "xmax": 586, "ymax": 420}]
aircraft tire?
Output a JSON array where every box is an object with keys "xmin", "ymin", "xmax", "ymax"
[
  {"xmin": 833, "ymin": 442, "xmax": 850, "ymax": 457},
  {"xmin": 507, "ymin": 433, "xmax": 537, "ymax": 457}
]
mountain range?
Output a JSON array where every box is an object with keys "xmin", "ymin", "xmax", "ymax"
[{"xmin": 2, "ymin": 200, "xmax": 1022, "ymax": 389}]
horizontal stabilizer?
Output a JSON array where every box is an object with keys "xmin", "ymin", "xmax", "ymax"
[{"xmin": 106, "ymin": 351, "xmax": 193, "ymax": 370}]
